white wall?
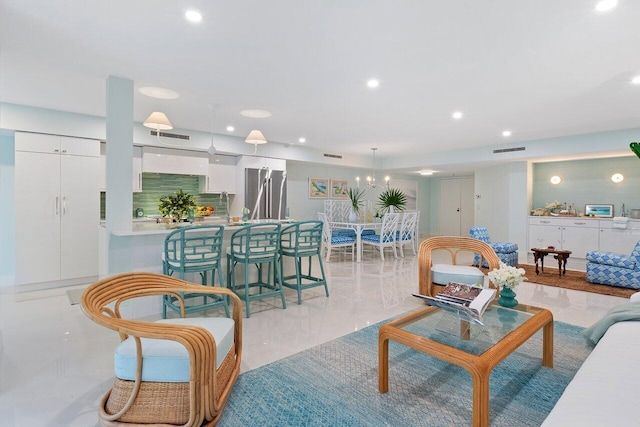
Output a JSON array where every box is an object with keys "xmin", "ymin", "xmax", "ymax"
[
  {"xmin": 475, "ymin": 162, "xmax": 529, "ymax": 261},
  {"xmin": 285, "ymin": 161, "xmax": 431, "ymax": 235}
]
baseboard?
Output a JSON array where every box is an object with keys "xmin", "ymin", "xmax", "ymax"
[{"xmin": 14, "ymin": 275, "xmax": 98, "ymax": 293}]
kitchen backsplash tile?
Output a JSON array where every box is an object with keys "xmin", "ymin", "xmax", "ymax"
[{"xmin": 100, "ymin": 173, "xmax": 230, "ymax": 219}]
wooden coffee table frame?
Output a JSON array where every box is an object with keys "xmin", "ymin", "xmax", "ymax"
[{"xmin": 379, "ymin": 305, "xmax": 553, "ymax": 427}]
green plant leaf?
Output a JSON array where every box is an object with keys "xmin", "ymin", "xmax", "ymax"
[
  {"xmin": 378, "ymin": 188, "xmax": 407, "ymax": 213},
  {"xmin": 347, "ymin": 188, "xmax": 366, "ymax": 212}
]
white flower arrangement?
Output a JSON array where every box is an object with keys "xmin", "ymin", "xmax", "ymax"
[
  {"xmin": 545, "ymin": 201, "xmax": 562, "ymax": 210},
  {"xmin": 487, "ymin": 262, "xmax": 527, "ymax": 289}
]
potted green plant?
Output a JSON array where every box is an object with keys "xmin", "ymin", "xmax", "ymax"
[
  {"xmin": 159, "ymin": 189, "xmax": 197, "ymax": 222},
  {"xmin": 378, "ymin": 188, "xmax": 407, "ymax": 213},
  {"xmin": 347, "ymin": 188, "xmax": 365, "ymax": 221}
]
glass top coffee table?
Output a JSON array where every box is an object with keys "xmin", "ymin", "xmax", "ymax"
[{"xmin": 378, "ymin": 303, "xmax": 553, "ymax": 427}]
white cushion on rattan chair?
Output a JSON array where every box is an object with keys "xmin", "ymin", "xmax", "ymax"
[
  {"xmin": 114, "ymin": 317, "xmax": 234, "ymax": 383},
  {"xmin": 431, "ymin": 264, "xmax": 485, "ymax": 286}
]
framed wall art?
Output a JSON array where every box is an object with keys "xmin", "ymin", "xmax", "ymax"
[
  {"xmin": 330, "ymin": 179, "xmax": 349, "ymax": 199},
  {"xmin": 585, "ymin": 204, "xmax": 613, "ymax": 218},
  {"xmin": 309, "ymin": 177, "xmax": 329, "ymax": 199}
]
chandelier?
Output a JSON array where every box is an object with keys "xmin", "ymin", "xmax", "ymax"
[{"xmin": 356, "ymin": 147, "xmax": 390, "ymax": 189}]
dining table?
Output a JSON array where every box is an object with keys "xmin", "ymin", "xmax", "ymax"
[{"xmin": 328, "ymin": 220, "xmax": 381, "ymax": 262}]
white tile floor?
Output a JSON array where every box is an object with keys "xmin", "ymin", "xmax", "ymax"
[{"xmin": 0, "ymin": 250, "xmax": 629, "ymax": 426}]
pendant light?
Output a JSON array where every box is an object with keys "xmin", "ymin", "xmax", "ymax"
[{"xmin": 143, "ymin": 111, "xmax": 173, "ymax": 139}]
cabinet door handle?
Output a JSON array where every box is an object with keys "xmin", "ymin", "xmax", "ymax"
[
  {"xmin": 207, "ymin": 176, "xmax": 210, "ymax": 191},
  {"xmin": 55, "ymin": 197, "xmax": 59, "ymax": 215},
  {"xmin": 573, "ymin": 222, "xmax": 586, "ymax": 225},
  {"xmin": 62, "ymin": 196, "xmax": 67, "ymax": 214},
  {"xmin": 540, "ymin": 220, "xmax": 550, "ymax": 224},
  {"xmin": 138, "ymin": 174, "xmax": 142, "ymax": 189}
]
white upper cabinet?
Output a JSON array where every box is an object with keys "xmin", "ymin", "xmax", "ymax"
[
  {"xmin": 142, "ymin": 146, "xmax": 208, "ymax": 175},
  {"xmin": 99, "ymin": 144, "xmax": 143, "ymax": 192},
  {"xmin": 16, "ymin": 132, "xmax": 100, "ymax": 157},
  {"xmin": 132, "ymin": 146, "xmax": 143, "ymax": 192},
  {"xmin": 198, "ymin": 155, "xmax": 237, "ymax": 194}
]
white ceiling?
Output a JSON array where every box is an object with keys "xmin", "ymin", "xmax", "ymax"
[{"xmin": 1, "ymin": 0, "xmax": 640, "ymax": 166}]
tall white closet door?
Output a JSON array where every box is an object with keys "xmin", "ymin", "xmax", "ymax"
[
  {"xmin": 438, "ymin": 177, "xmax": 474, "ymax": 236},
  {"xmin": 14, "ymin": 151, "xmax": 61, "ymax": 284},
  {"xmin": 60, "ymin": 154, "xmax": 99, "ymax": 280}
]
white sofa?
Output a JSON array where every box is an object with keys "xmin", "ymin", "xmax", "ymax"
[{"xmin": 541, "ymin": 293, "xmax": 640, "ymax": 427}]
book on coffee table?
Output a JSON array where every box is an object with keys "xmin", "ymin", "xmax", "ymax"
[{"xmin": 412, "ymin": 282, "xmax": 496, "ymax": 326}]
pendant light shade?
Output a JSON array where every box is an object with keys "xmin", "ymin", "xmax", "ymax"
[
  {"xmin": 143, "ymin": 111, "xmax": 173, "ymax": 131},
  {"xmin": 245, "ymin": 130, "xmax": 267, "ymax": 145}
]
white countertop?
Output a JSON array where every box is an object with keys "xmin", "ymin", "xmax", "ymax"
[{"xmin": 106, "ymin": 217, "xmax": 295, "ymax": 237}]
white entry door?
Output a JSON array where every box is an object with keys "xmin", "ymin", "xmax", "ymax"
[{"xmin": 438, "ymin": 177, "xmax": 474, "ymax": 236}]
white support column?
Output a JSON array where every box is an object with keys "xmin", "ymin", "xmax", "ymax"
[{"xmin": 106, "ymin": 76, "xmax": 134, "ymax": 274}]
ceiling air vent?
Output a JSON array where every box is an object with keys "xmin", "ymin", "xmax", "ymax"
[
  {"xmin": 323, "ymin": 153, "xmax": 343, "ymax": 159},
  {"xmin": 493, "ymin": 146, "xmax": 525, "ymax": 154},
  {"xmin": 150, "ymin": 131, "xmax": 190, "ymax": 140}
]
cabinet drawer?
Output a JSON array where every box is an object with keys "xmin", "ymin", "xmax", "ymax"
[{"xmin": 528, "ymin": 217, "xmax": 599, "ymax": 228}]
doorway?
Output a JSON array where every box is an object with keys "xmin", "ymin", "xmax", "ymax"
[{"xmin": 438, "ymin": 177, "xmax": 474, "ymax": 236}]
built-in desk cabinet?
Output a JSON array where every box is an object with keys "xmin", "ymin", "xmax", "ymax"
[
  {"xmin": 15, "ymin": 132, "xmax": 100, "ymax": 285},
  {"xmin": 599, "ymin": 220, "xmax": 640, "ymax": 254},
  {"xmin": 528, "ymin": 217, "xmax": 640, "ymax": 261}
]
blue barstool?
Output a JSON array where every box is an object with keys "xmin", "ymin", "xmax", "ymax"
[
  {"xmin": 226, "ymin": 223, "xmax": 286, "ymax": 318},
  {"xmin": 162, "ymin": 224, "xmax": 229, "ymax": 318},
  {"xmin": 280, "ymin": 220, "xmax": 328, "ymax": 304}
]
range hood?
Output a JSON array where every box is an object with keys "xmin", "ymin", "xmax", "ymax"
[{"xmin": 142, "ymin": 146, "xmax": 208, "ymax": 176}]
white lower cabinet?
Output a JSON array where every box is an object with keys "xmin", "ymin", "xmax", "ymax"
[
  {"xmin": 599, "ymin": 222, "xmax": 640, "ymax": 255},
  {"xmin": 528, "ymin": 217, "xmax": 638, "ymax": 262},
  {"xmin": 15, "ymin": 132, "xmax": 100, "ymax": 285}
]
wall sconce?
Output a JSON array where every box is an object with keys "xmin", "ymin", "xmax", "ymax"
[
  {"xmin": 355, "ymin": 176, "xmax": 360, "ymax": 188},
  {"xmin": 143, "ymin": 111, "xmax": 173, "ymax": 139},
  {"xmin": 611, "ymin": 173, "xmax": 624, "ymax": 183},
  {"xmin": 245, "ymin": 130, "xmax": 267, "ymax": 154},
  {"xmin": 550, "ymin": 175, "xmax": 562, "ymax": 185},
  {"xmin": 385, "ymin": 176, "xmax": 390, "ymax": 189}
]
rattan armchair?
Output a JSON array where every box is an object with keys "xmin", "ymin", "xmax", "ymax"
[
  {"xmin": 418, "ymin": 236, "xmax": 501, "ymax": 296},
  {"xmin": 81, "ymin": 272, "xmax": 242, "ymax": 426}
]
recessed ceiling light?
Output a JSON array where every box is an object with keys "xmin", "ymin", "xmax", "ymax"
[
  {"xmin": 298, "ymin": 137, "xmax": 306, "ymax": 143},
  {"xmin": 502, "ymin": 130, "xmax": 512, "ymax": 137},
  {"xmin": 240, "ymin": 109, "xmax": 272, "ymax": 118},
  {"xmin": 138, "ymin": 86, "xmax": 180, "ymax": 99},
  {"xmin": 226, "ymin": 126, "xmax": 235, "ymax": 132},
  {"xmin": 367, "ymin": 79, "xmax": 380, "ymax": 88},
  {"xmin": 595, "ymin": 0, "xmax": 618, "ymax": 12},
  {"xmin": 419, "ymin": 171, "xmax": 434, "ymax": 176},
  {"xmin": 631, "ymin": 75, "xmax": 640, "ymax": 85},
  {"xmin": 452, "ymin": 111, "xmax": 463, "ymax": 120},
  {"xmin": 185, "ymin": 10, "xmax": 203, "ymax": 22},
  {"xmin": 611, "ymin": 173, "xmax": 624, "ymax": 183},
  {"xmin": 550, "ymin": 175, "xmax": 562, "ymax": 185}
]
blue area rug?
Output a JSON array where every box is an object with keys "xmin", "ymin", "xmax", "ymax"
[{"xmin": 218, "ymin": 318, "xmax": 590, "ymax": 426}]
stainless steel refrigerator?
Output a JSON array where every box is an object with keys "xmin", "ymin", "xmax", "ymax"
[{"xmin": 245, "ymin": 168, "xmax": 287, "ymax": 220}]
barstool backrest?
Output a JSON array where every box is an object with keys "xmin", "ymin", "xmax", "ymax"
[
  {"xmin": 281, "ymin": 221, "xmax": 323, "ymax": 256},
  {"xmin": 164, "ymin": 225, "xmax": 224, "ymax": 268},
  {"xmin": 230, "ymin": 223, "xmax": 281, "ymax": 258}
]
